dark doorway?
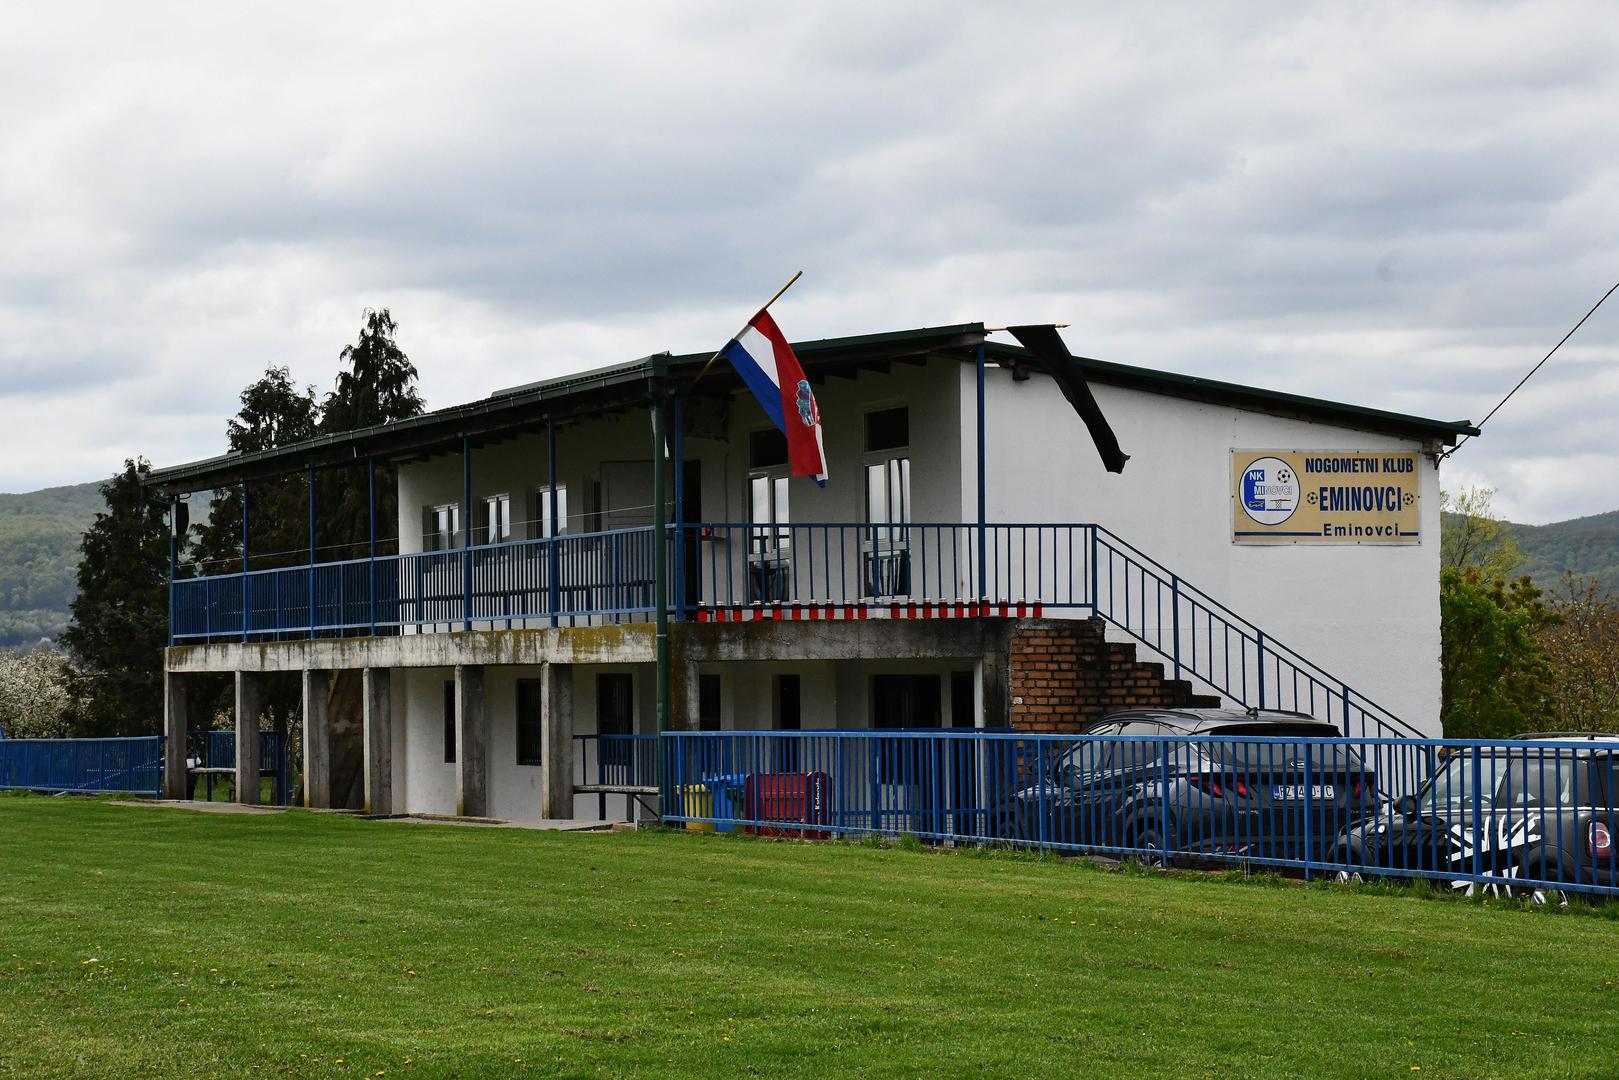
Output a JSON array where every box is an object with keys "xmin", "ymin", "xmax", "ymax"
[{"xmin": 872, "ymin": 674, "xmax": 943, "ymax": 729}]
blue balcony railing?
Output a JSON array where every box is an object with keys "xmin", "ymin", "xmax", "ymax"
[{"xmin": 170, "ymin": 521, "xmax": 1425, "ymax": 741}]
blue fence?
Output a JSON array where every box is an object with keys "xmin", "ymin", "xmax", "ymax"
[
  {"xmin": 184, "ymin": 730, "xmax": 292, "ymax": 804},
  {"xmin": 0, "ymin": 737, "xmax": 165, "ymax": 796},
  {"xmin": 662, "ymin": 730, "xmax": 1619, "ymax": 900}
]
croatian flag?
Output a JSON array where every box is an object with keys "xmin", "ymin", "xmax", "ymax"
[{"xmin": 719, "ymin": 310, "xmax": 828, "ymax": 484}]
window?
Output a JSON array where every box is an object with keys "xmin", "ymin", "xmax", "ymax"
[
  {"xmin": 443, "ymin": 681, "xmax": 456, "ymax": 764},
  {"xmin": 749, "ymin": 428, "xmax": 788, "ymax": 469},
  {"xmin": 516, "ymin": 679, "xmax": 543, "ymax": 766},
  {"xmin": 481, "ymin": 494, "xmax": 512, "ymax": 546},
  {"xmin": 748, "ymin": 450, "xmax": 791, "ymax": 603},
  {"xmin": 863, "ymin": 408, "xmax": 911, "ymax": 598},
  {"xmin": 531, "ymin": 484, "xmax": 569, "ymax": 538},
  {"xmin": 1422, "ymin": 753, "xmax": 1511, "ymax": 813},
  {"xmin": 423, "ymin": 503, "xmax": 461, "ymax": 551},
  {"xmin": 864, "ymin": 407, "xmax": 909, "ymax": 452},
  {"xmin": 699, "ymin": 673, "xmax": 722, "ymax": 732}
]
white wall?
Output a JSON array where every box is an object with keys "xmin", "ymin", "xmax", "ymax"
[{"xmin": 964, "ymin": 362, "xmax": 1446, "ymax": 735}]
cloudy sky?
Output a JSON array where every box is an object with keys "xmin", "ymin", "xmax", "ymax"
[{"xmin": 2, "ymin": 2, "xmax": 1615, "ymax": 523}]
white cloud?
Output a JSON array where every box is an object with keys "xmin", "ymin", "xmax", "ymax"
[{"xmin": 1, "ymin": 1, "xmax": 1616, "ymax": 522}]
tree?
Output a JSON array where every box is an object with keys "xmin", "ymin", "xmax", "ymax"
[
  {"xmin": 0, "ymin": 645, "xmax": 74, "ymax": 738},
  {"xmin": 1539, "ymin": 575, "xmax": 1619, "ymax": 732},
  {"xmin": 317, "ymin": 309, "xmax": 425, "ymax": 559},
  {"xmin": 191, "ymin": 367, "xmax": 319, "ymax": 575},
  {"xmin": 59, "ymin": 459, "xmax": 170, "ymax": 736},
  {"xmin": 1440, "ymin": 486, "xmax": 1521, "ymax": 578},
  {"xmin": 321, "ymin": 309, "xmax": 423, "ymax": 435},
  {"xmin": 1440, "ymin": 567, "xmax": 1558, "ymax": 738}
]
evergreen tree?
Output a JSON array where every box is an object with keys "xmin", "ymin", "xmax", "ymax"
[
  {"xmin": 192, "ymin": 367, "xmax": 319, "ymax": 575},
  {"xmin": 59, "ymin": 459, "xmax": 170, "ymax": 736},
  {"xmin": 318, "ymin": 309, "xmax": 425, "ymax": 558}
]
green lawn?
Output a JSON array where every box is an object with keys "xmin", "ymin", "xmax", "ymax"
[{"xmin": 1, "ymin": 798, "xmax": 1615, "ymax": 1079}]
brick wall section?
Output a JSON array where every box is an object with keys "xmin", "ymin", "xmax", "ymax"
[{"xmin": 1008, "ymin": 618, "xmax": 1220, "ymax": 733}]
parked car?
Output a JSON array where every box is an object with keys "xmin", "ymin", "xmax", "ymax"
[
  {"xmin": 1333, "ymin": 733, "xmax": 1619, "ymax": 901},
  {"xmin": 995, "ymin": 708, "xmax": 1376, "ymax": 866}
]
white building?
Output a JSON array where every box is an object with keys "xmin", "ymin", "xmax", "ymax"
[{"xmin": 150, "ymin": 323, "xmax": 1474, "ymax": 821}]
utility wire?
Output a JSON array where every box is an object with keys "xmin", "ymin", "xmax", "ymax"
[{"xmin": 1442, "ymin": 278, "xmax": 1619, "ymax": 460}]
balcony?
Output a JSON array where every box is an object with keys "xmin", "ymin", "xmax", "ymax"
[{"xmin": 170, "ymin": 522, "xmax": 1102, "ymax": 641}]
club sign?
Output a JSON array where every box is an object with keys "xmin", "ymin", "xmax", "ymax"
[{"xmin": 1231, "ymin": 449, "xmax": 1421, "ymax": 544}]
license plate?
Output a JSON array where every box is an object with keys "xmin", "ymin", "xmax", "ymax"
[{"xmin": 1272, "ymin": 784, "xmax": 1335, "ymax": 800}]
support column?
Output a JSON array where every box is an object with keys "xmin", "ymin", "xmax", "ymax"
[
  {"xmin": 234, "ymin": 671, "xmax": 262, "ymax": 805},
  {"xmin": 455, "ymin": 664, "xmax": 489, "ymax": 818},
  {"xmin": 539, "ymin": 662, "xmax": 574, "ymax": 820},
  {"xmin": 163, "ymin": 670, "xmax": 188, "ymax": 799},
  {"xmin": 362, "ymin": 667, "xmax": 393, "ymax": 816},
  {"xmin": 302, "ymin": 669, "xmax": 331, "ymax": 809}
]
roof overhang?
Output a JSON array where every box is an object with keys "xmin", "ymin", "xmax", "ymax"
[
  {"xmin": 145, "ymin": 324, "xmax": 988, "ymax": 494},
  {"xmin": 981, "ymin": 341, "xmax": 1478, "ymax": 446}
]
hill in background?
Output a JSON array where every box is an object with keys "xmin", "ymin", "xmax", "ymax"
[
  {"xmin": 0, "ymin": 481, "xmax": 105, "ymax": 647},
  {"xmin": 1506, "ymin": 510, "xmax": 1619, "ymax": 596}
]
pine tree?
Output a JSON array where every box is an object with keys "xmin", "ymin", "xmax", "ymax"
[
  {"xmin": 318, "ymin": 309, "xmax": 425, "ymax": 558},
  {"xmin": 59, "ymin": 459, "xmax": 170, "ymax": 736}
]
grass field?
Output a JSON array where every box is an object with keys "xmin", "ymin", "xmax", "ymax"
[{"xmin": 2, "ymin": 797, "xmax": 1616, "ymax": 1079}]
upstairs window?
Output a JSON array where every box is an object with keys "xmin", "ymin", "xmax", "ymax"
[
  {"xmin": 864, "ymin": 406, "xmax": 909, "ymax": 453},
  {"xmin": 482, "ymin": 494, "xmax": 511, "ymax": 546},
  {"xmin": 423, "ymin": 503, "xmax": 461, "ymax": 551},
  {"xmin": 532, "ymin": 484, "xmax": 569, "ymax": 538}
]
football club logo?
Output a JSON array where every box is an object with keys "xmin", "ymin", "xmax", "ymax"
[
  {"xmin": 795, "ymin": 379, "xmax": 818, "ymax": 428},
  {"xmin": 1239, "ymin": 456, "xmax": 1300, "ymax": 525}
]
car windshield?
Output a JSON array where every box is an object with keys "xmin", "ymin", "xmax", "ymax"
[{"xmin": 1422, "ymin": 753, "xmax": 1511, "ymax": 812}]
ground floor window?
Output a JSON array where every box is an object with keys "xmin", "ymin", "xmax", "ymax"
[{"xmin": 516, "ymin": 679, "xmax": 542, "ymax": 766}]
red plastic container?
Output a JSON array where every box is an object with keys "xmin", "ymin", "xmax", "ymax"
[{"xmin": 744, "ymin": 772, "xmax": 832, "ymax": 839}]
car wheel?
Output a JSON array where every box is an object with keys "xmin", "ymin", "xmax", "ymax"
[{"xmin": 1134, "ymin": 826, "xmax": 1170, "ymax": 870}]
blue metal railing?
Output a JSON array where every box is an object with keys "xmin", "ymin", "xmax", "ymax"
[
  {"xmin": 182, "ymin": 730, "xmax": 292, "ymax": 804},
  {"xmin": 574, "ymin": 733, "xmax": 659, "ymax": 790},
  {"xmin": 662, "ymin": 730, "xmax": 1619, "ymax": 899},
  {"xmin": 0, "ymin": 736, "xmax": 165, "ymax": 796},
  {"xmin": 173, "ymin": 525, "xmax": 659, "ymax": 641},
  {"xmin": 171, "ymin": 520, "xmax": 1422, "ymax": 738}
]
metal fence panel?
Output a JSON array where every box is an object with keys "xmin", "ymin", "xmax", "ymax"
[{"xmin": 662, "ymin": 730, "xmax": 1619, "ymax": 899}]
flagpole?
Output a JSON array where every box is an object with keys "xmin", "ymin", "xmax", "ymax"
[{"xmin": 693, "ymin": 270, "xmax": 803, "ymax": 385}]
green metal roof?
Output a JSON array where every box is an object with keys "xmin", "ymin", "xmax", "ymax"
[{"xmin": 145, "ymin": 321, "xmax": 1476, "ymax": 493}]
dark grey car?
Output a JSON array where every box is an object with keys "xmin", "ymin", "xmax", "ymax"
[{"xmin": 996, "ymin": 708, "xmax": 1377, "ymax": 865}]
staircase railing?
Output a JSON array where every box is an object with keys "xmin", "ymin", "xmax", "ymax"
[{"xmin": 1088, "ymin": 525, "xmax": 1423, "ymax": 740}]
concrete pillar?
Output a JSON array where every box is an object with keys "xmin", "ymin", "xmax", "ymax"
[
  {"xmin": 672, "ymin": 655, "xmax": 700, "ymax": 733},
  {"xmin": 540, "ymin": 661, "xmax": 574, "ymax": 820},
  {"xmin": 234, "ymin": 671, "xmax": 262, "ymax": 806},
  {"xmin": 454, "ymin": 664, "xmax": 489, "ymax": 818},
  {"xmin": 163, "ymin": 670, "xmax": 188, "ymax": 800},
  {"xmin": 362, "ymin": 667, "xmax": 393, "ymax": 817},
  {"xmin": 302, "ymin": 669, "xmax": 330, "ymax": 809}
]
